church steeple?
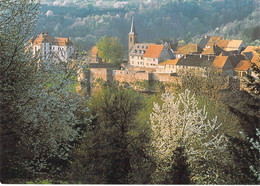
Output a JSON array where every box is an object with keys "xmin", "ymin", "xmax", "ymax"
[
  {"xmin": 128, "ymin": 17, "xmax": 138, "ymax": 53},
  {"xmin": 129, "ymin": 18, "xmax": 136, "ymax": 34}
]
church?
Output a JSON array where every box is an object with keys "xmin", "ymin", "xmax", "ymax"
[{"xmin": 128, "ymin": 18, "xmax": 173, "ymax": 68}]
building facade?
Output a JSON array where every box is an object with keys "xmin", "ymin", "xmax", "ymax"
[{"xmin": 29, "ymin": 33, "xmax": 74, "ymax": 62}]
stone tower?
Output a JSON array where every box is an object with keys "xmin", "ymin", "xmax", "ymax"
[{"xmin": 128, "ymin": 18, "xmax": 138, "ymax": 53}]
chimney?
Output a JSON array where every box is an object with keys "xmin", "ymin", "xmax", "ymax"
[
  {"xmin": 205, "ymin": 35, "xmax": 207, "ymax": 39},
  {"xmin": 208, "ymin": 54, "xmax": 210, "ymax": 60},
  {"xmin": 200, "ymin": 54, "xmax": 202, "ymax": 58}
]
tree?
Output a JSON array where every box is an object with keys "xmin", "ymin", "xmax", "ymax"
[
  {"xmin": 150, "ymin": 89, "xmax": 230, "ymax": 184},
  {"xmin": 69, "ymin": 84, "xmax": 152, "ymax": 184},
  {"xmin": 181, "ymin": 68, "xmax": 228, "ymax": 100},
  {"xmin": 96, "ymin": 36, "xmax": 124, "ymax": 66},
  {"xmin": 0, "ymin": 0, "xmax": 90, "ymax": 182}
]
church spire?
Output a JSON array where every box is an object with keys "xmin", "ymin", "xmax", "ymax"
[
  {"xmin": 129, "ymin": 17, "xmax": 136, "ymax": 35},
  {"xmin": 128, "ymin": 17, "xmax": 138, "ymax": 53}
]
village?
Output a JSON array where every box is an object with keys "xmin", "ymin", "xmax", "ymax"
[
  {"xmin": 28, "ymin": 19, "xmax": 260, "ymax": 95},
  {"xmin": 2, "ymin": 1, "xmax": 260, "ymax": 184}
]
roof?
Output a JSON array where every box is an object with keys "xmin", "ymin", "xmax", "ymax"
[
  {"xmin": 206, "ymin": 36, "xmax": 223, "ymax": 46},
  {"xmin": 177, "ymin": 54, "xmax": 216, "ymax": 67},
  {"xmin": 242, "ymin": 46, "xmax": 260, "ymax": 64},
  {"xmin": 235, "ymin": 60, "xmax": 251, "ymax": 71},
  {"xmin": 227, "ymin": 54, "xmax": 246, "ymax": 68},
  {"xmin": 226, "ymin": 40, "xmax": 244, "ymax": 51},
  {"xmin": 159, "ymin": 59, "xmax": 179, "ymax": 66},
  {"xmin": 176, "ymin": 44, "xmax": 203, "ymax": 55},
  {"xmin": 201, "ymin": 44, "xmax": 224, "ymax": 55},
  {"xmin": 129, "ymin": 43, "xmax": 150, "ymax": 56},
  {"xmin": 212, "ymin": 55, "xmax": 229, "ymax": 69},
  {"xmin": 30, "ymin": 33, "xmax": 73, "ymax": 46},
  {"xmin": 216, "ymin": 40, "xmax": 230, "ymax": 50},
  {"xmin": 243, "ymin": 46, "xmax": 259, "ymax": 53},
  {"xmin": 143, "ymin": 44, "xmax": 164, "ymax": 58},
  {"xmin": 198, "ymin": 35, "xmax": 211, "ymax": 49}
]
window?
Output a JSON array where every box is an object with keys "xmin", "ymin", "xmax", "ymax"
[{"xmin": 44, "ymin": 47, "xmax": 46, "ymax": 50}]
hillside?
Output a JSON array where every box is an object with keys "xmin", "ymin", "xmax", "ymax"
[{"xmin": 34, "ymin": 0, "xmax": 259, "ymax": 50}]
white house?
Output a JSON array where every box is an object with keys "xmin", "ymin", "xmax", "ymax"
[
  {"xmin": 29, "ymin": 33, "xmax": 74, "ymax": 62},
  {"xmin": 143, "ymin": 44, "xmax": 172, "ymax": 68}
]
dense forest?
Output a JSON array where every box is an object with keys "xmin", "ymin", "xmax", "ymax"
[
  {"xmin": 34, "ymin": 0, "xmax": 260, "ymax": 51},
  {"xmin": 1, "ymin": 0, "xmax": 260, "ymax": 184}
]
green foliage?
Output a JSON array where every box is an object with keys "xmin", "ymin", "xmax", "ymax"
[
  {"xmin": 34, "ymin": 0, "xmax": 257, "ymax": 50},
  {"xmin": 96, "ymin": 36, "xmax": 124, "ymax": 66},
  {"xmin": 69, "ymin": 84, "xmax": 153, "ymax": 184}
]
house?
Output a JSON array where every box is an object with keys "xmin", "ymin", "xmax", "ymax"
[
  {"xmin": 129, "ymin": 43, "xmax": 150, "ymax": 67},
  {"xmin": 242, "ymin": 46, "xmax": 260, "ymax": 66},
  {"xmin": 201, "ymin": 44, "xmax": 224, "ymax": 55},
  {"xmin": 28, "ymin": 32, "xmax": 74, "ymax": 62},
  {"xmin": 143, "ymin": 44, "xmax": 172, "ymax": 68},
  {"xmin": 128, "ymin": 19, "xmax": 172, "ymax": 68},
  {"xmin": 226, "ymin": 40, "xmax": 246, "ymax": 53},
  {"xmin": 204, "ymin": 36, "xmax": 223, "ymax": 49},
  {"xmin": 176, "ymin": 54, "xmax": 216, "ymax": 76},
  {"xmin": 198, "ymin": 35, "xmax": 211, "ymax": 49},
  {"xmin": 175, "ymin": 44, "xmax": 203, "ymax": 58},
  {"xmin": 215, "ymin": 39, "xmax": 230, "ymax": 51},
  {"xmin": 234, "ymin": 60, "xmax": 251, "ymax": 77},
  {"xmin": 211, "ymin": 54, "xmax": 234, "ymax": 76},
  {"xmin": 156, "ymin": 59, "xmax": 180, "ymax": 73}
]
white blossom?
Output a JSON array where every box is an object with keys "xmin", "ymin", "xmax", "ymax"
[{"xmin": 150, "ymin": 89, "xmax": 228, "ymax": 184}]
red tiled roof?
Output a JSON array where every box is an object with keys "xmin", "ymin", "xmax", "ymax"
[
  {"xmin": 242, "ymin": 46, "xmax": 260, "ymax": 64},
  {"xmin": 176, "ymin": 44, "xmax": 202, "ymax": 55},
  {"xmin": 143, "ymin": 44, "xmax": 164, "ymax": 58},
  {"xmin": 30, "ymin": 33, "xmax": 72, "ymax": 46},
  {"xmin": 242, "ymin": 46, "xmax": 259, "ymax": 53},
  {"xmin": 235, "ymin": 60, "xmax": 251, "ymax": 71},
  {"xmin": 207, "ymin": 36, "xmax": 223, "ymax": 46},
  {"xmin": 201, "ymin": 44, "xmax": 224, "ymax": 55},
  {"xmin": 212, "ymin": 55, "xmax": 229, "ymax": 69},
  {"xmin": 216, "ymin": 40, "xmax": 230, "ymax": 50},
  {"xmin": 159, "ymin": 59, "xmax": 179, "ymax": 66},
  {"xmin": 227, "ymin": 40, "xmax": 243, "ymax": 49}
]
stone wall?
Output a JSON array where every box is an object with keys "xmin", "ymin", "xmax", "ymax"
[
  {"xmin": 114, "ymin": 70, "xmax": 150, "ymax": 83},
  {"xmin": 151, "ymin": 73, "xmax": 182, "ymax": 86}
]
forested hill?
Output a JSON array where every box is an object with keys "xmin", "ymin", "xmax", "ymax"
[{"xmin": 34, "ymin": 0, "xmax": 260, "ymax": 50}]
